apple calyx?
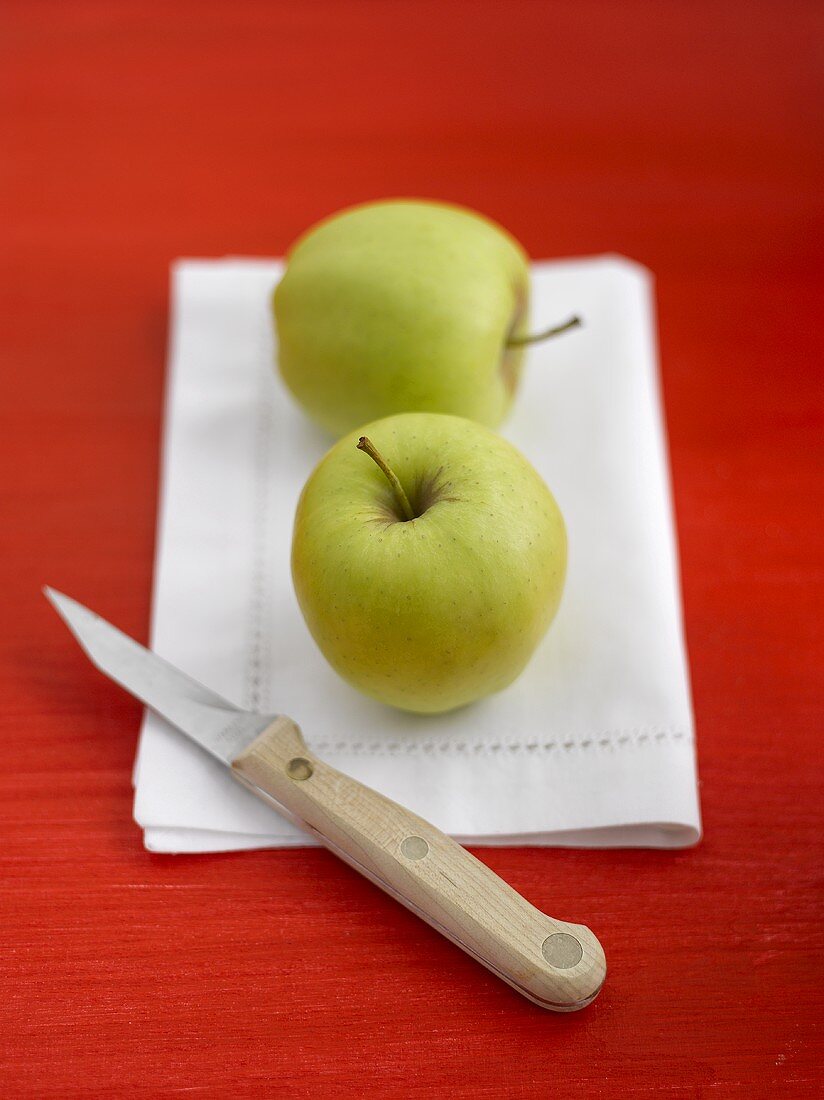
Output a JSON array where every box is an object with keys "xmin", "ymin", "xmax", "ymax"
[
  {"xmin": 505, "ymin": 314, "xmax": 582, "ymax": 348},
  {"xmin": 357, "ymin": 436, "xmax": 416, "ymax": 522}
]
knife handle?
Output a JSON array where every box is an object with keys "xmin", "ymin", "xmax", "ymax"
[{"xmin": 231, "ymin": 717, "xmax": 606, "ymax": 1012}]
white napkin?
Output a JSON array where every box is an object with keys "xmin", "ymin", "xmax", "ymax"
[{"xmin": 133, "ymin": 256, "xmax": 701, "ymax": 852}]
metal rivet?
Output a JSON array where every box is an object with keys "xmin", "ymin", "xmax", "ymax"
[
  {"xmin": 286, "ymin": 757, "xmax": 313, "ymax": 781},
  {"xmin": 400, "ymin": 835, "xmax": 429, "ymax": 860},
  {"xmin": 542, "ymin": 933, "xmax": 583, "ymax": 970}
]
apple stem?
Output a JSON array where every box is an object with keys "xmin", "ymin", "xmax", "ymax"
[
  {"xmin": 506, "ymin": 314, "xmax": 582, "ymax": 348},
  {"xmin": 357, "ymin": 436, "xmax": 416, "ymax": 521}
]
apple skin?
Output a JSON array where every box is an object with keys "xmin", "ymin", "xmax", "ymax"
[
  {"xmin": 273, "ymin": 199, "xmax": 531, "ymax": 438},
  {"xmin": 291, "ymin": 412, "xmax": 566, "ymax": 714}
]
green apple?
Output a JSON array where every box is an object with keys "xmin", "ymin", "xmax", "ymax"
[
  {"xmin": 273, "ymin": 199, "xmax": 578, "ymax": 437},
  {"xmin": 291, "ymin": 412, "xmax": 567, "ymax": 714}
]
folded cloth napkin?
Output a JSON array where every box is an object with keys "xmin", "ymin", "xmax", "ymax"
[{"xmin": 133, "ymin": 256, "xmax": 701, "ymax": 852}]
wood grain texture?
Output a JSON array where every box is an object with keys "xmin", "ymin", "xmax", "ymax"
[
  {"xmin": 232, "ymin": 719, "xmax": 606, "ymax": 1011},
  {"xmin": 0, "ymin": 1, "xmax": 822, "ymax": 1095}
]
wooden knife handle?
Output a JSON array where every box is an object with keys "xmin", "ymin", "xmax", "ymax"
[{"xmin": 231, "ymin": 717, "xmax": 606, "ymax": 1012}]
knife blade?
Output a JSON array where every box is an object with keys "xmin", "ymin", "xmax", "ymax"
[{"xmin": 45, "ymin": 587, "xmax": 606, "ymax": 1012}]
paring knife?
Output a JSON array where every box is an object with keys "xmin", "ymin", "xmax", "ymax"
[{"xmin": 45, "ymin": 588, "xmax": 606, "ymax": 1012}]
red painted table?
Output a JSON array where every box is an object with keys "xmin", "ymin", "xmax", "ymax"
[{"xmin": 1, "ymin": 3, "xmax": 821, "ymax": 1095}]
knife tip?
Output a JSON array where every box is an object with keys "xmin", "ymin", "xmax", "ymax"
[{"xmin": 42, "ymin": 586, "xmax": 77, "ymax": 621}]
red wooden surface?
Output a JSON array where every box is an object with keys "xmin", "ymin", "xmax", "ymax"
[{"xmin": 1, "ymin": 2, "xmax": 822, "ymax": 1096}]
